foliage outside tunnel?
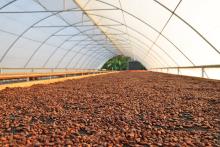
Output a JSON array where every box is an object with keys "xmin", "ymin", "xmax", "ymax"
[
  {"xmin": 102, "ymin": 56, "xmax": 146, "ymax": 70},
  {"xmin": 102, "ymin": 56, "xmax": 131, "ymax": 70}
]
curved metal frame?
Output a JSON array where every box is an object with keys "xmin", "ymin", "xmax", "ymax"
[
  {"xmin": 88, "ymin": 53, "xmax": 114, "ymax": 69},
  {"xmin": 61, "ymin": 22, "xmax": 164, "ymax": 68},
  {"xmin": 95, "ymin": 54, "xmax": 115, "ymax": 69},
  {"xmin": 78, "ymin": 51, "xmax": 110, "ymax": 69},
  {"xmin": 0, "ymin": 0, "xmax": 219, "ymax": 71},
  {"xmin": 87, "ymin": 0, "xmax": 195, "ymax": 66},
  {"xmin": 78, "ymin": 47, "xmax": 116, "ymax": 68},
  {"xmin": 0, "ymin": 1, "xmax": 118, "ymax": 70},
  {"xmin": 99, "ymin": 25, "xmax": 179, "ymax": 66},
  {"xmin": 67, "ymin": 44, "xmax": 113, "ymax": 68},
  {"xmin": 77, "ymin": 51, "xmax": 112, "ymax": 69},
  {"xmin": 0, "ymin": 0, "xmax": 173, "ymax": 69},
  {"xmin": 77, "ymin": 49, "xmax": 112, "ymax": 69},
  {"xmin": 153, "ymin": 0, "xmax": 220, "ymax": 55},
  {"xmin": 0, "ymin": 6, "xmax": 78, "ymax": 63},
  {"xmin": 42, "ymin": 28, "xmax": 101, "ymax": 67},
  {"xmin": 75, "ymin": 48, "xmax": 116, "ymax": 67},
  {"xmin": 81, "ymin": 53, "xmax": 104, "ymax": 69},
  {"xmin": 146, "ymin": 0, "xmax": 182, "ymax": 56},
  {"xmin": 85, "ymin": 14, "xmax": 180, "ymax": 66},
  {"xmin": 55, "ymin": 34, "xmax": 125, "ymax": 68},
  {"xmin": 0, "ymin": 0, "xmax": 17, "ymax": 9},
  {"xmin": 62, "ymin": 37, "xmax": 117, "ymax": 68},
  {"xmin": 24, "ymin": 20, "xmax": 91, "ymax": 67},
  {"xmin": 36, "ymin": 0, "xmax": 119, "ymax": 68},
  {"xmin": 92, "ymin": 0, "xmax": 220, "ymax": 66},
  {"xmin": 88, "ymin": 13, "xmax": 193, "ymax": 65},
  {"xmin": 63, "ymin": 18, "xmax": 168, "ymax": 65}
]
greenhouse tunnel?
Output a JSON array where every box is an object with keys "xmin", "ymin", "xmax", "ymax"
[
  {"xmin": 0, "ymin": 0, "xmax": 220, "ymax": 78},
  {"xmin": 1, "ymin": 0, "xmax": 220, "ymax": 146}
]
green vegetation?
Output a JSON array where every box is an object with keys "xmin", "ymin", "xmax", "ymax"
[{"xmin": 102, "ymin": 55, "xmax": 131, "ymax": 70}]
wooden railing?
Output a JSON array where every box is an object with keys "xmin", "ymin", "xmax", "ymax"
[
  {"xmin": 0, "ymin": 68, "xmax": 106, "ymax": 84},
  {"xmin": 0, "ymin": 68, "xmax": 98, "ymax": 74}
]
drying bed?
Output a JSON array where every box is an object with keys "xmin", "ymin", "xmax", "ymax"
[{"xmin": 0, "ymin": 71, "xmax": 219, "ymax": 146}]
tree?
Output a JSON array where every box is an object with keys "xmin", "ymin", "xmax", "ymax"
[{"xmin": 102, "ymin": 55, "xmax": 131, "ymax": 70}]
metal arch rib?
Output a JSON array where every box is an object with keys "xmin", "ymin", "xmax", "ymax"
[
  {"xmin": 24, "ymin": 19, "xmax": 91, "ymax": 68},
  {"xmin": 76, "ymin": 47, "xmax": 111, "ymax": 69},
  {"xmin": 59, "ymin": 46, "xmax": 109, "ymax": 69},
  {"xmin": 127, "ymin": 40, "xmax": 169, "ymax": 67},
  {"xmin": 82, "ymin": 11, "xmax": 194, "ymax": 66},
  {"xmin": 53, "ymin": 31, "xmax": 119, "ymax": 68},
  {"xmin": 98, "ymin": 25, "xmax": 179, "ymax": 67},
  {"xmin": 68, "ymin": 33, "xmax": 161, "ymax": 68},
  {"xmin": 85, "ymin": 53, "xmax": 114, "ymax": 69},
  {"xmin": 74, "ymin": 1, "xmax": 124, "ymax": 58},
  {"xmin": 0, "ymin": 0, "xmax": 117, "ymax": 68},
  {"xmin": 60, "ymin": 40, "xmax": 108, "ymax": 68},
  {"xmin": 85, "ymin": 53, "xmax": 113, "ymax": 69},
  {"xmin": 83, "ymin": 13, "xmax": 180, "ymax": 66},
  {"xmin": 35, "ymin": 0, "xmax": 119, "ymax": 65},
  {"xmin": 62, "ymin": 31, "xmax": 155, "ymax": 67},
  {"xmin": 42, "ymin": 28, "xmax": 101, "ymax": 68},
  {"xmin": 95, "ymin": 0, "xmax": 220, "ymax": 65},
  {"xmin": 0, "ymin": 0, "xmax": 17, "ymax": 10},
  {"xmin": 96, "ymin": 54, "xmax": 114, "ymax": 69},
  {"xmin": 84, "ymin": 14, "xmax": 169, "ymax": 67},
  {"xmin": 67, "ymin": 47, "xmax": 102, "ymax": 68},
  {"xmin": 0, "ymin": 9, "xmax": 118, "ymax": 13},
  {"xmin": 64, "ymin": 39, "xmax": 116, "ymax": 68},
  {"xmin": 0, "ymin": 0, "xmax": 167, "ymax": 69},
  {"xmin": 1, "ymin": 0, "xmax": 218, "ymax": 70},
  {"xmin": 0, "ymin": 7, "xmax": 79, "ymax": 64},
  {"xmin": 55, "ymin": 35, "xmax": 91, "ymax": 68},
  {"xmin": 153, "ymin": 0, "xmax": 220, "ymax": 55},
  {"xmin": 91, "ymin": 0, "xmax": 195, "ymax": 66},
  {"xmin": 78, "ymin": 47, "xmax": 117, "ymax": 68},
  {"xmin": 43, "ymin": 30, "xmax": 118, "ymax": 68},
  {"xmin": 81, "ymin": 53, "xmax": 101, "ymax": 69},
  {"xmin": 66, "ymin": 43, "xmax": 115, "ymax": 68},
  {"xmin": 89, "ymin": 54, "xmax": 111, "ymax": 69},
  {"xmin": 57, "ymin": 39, "xmax": 118, "ymax": 68},
  {"xmin": 0, "ymin": 0, "xmax": 177, "ymax": 69},
  {"xmin": 146, "ymin": 0, "xmax": 182, "ymax": 56}
]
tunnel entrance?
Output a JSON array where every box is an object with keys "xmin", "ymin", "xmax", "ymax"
[
  {"xmin": 128, "ymin": 61, "xmax": 146, "ymax": 70},
  {"xmin": 102, "ymin": 56, "xmax": 146, "ymax": 70},
  {"xmin": 102, "ymin": 55, "xmax": 131, "ymax": 70}
]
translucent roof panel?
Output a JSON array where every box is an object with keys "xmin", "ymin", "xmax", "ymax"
[
  {"xmin": 0, "ymin": 0, "xmax": 220, "ymax": 79},
  {"xmin": 0, "ymin": 0, "xmax": 119, "ymax": 69}
]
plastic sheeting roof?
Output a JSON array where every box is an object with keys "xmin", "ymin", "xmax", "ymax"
[{"xmin": 0, "ymin": 0, "xmax": 220, "ymax": 71}]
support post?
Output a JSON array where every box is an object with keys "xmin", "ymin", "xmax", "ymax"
[{"xmin": 202, "ymin": 67, "xmax": 205, "ymax": 78}]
